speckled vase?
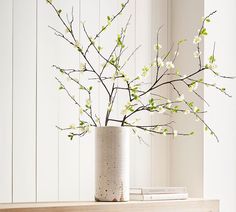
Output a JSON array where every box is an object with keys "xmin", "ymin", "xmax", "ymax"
[{"xmin": 95, "ymin": 126, "xmax": 130, "ymax": 202}]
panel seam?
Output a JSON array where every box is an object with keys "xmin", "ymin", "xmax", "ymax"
[
  {"xmin": 35, "ymin": 0, "xmax": 38, "ymax": 202},
  {"xmin": 11, "ymin": 0, "xmax": 14, "ymax": 203}
]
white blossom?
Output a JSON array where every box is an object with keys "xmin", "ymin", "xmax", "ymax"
[
  {"xmin": 157, "ymin": 106, "xmax": 166, "ymax": 114},
  {"xmin": 155, "ymin": 126, "xmax": 162, "ymax": 132},
  {"xmin": 85, "ymin": 99, "xmax": 91, "ymax": 109},
  {"xmin": 81, "ymin": 125, "xmax": 90, "ymax": 133},
  {"xmin": 176, "ymin": 94, "xmax": 185, "ymax": 102},
  {"xmin": 189, "ymin": 82, "xmax": 199, "ymax": 92},
  {"xmin": 193, "ymin": 36, "xmax": 202, "ymax": 44},
  {"xmin": 184, "ymin": 109, "xmax": 190, "ymax": 115},
  {"xmin": 166, "ymin": 99, "xmax": 172, "ymax": 108},
  {"xmin": 122, "ymin": 101, "xmax": 132, "ymax": 115},
  {"xmin": 193, "ymin": 106, "xmax": 199, "ymax": 113},
  {"xmin": 193, "ymin": 51, "xmax": 202, "ymax": 58},
  {"xmin": 157, "ymin": 57, "xmax": 164, "ymax": 67},
  {"xmin": 166, "ymin": 61, "xmax": 175, "ymax": 69},
  {"xmin": 69, "ymin": 124, "xmax": 76, "ymax": 129},
  {"xmin": 193, "ymin": 82, "xmax": 199, "ymax": 90},
  {"xmin": 174, "ymin": 51, "xmax": 180, "ymax": 56},
  {"xmin": 124, "ymin": 74, "xmax": 130, "ymax": 82},
  {"xmin": 111, "ymin": 73, "xmax": 116, "ymax": 81},
  {"xmin": 154, "ymin": 43, "xmax": 162, "ymax": 51},
  {"xmin": 174, "ymin": 130, "xmax": 178, "ymax": 137},
  {"xmin": 75, "ymin": 40, "xmax": 82, "ymax": 49},
  {"xmin": 79, "ymin": 108, "xmax": 84, "ymax": 115},
  {"xmin": 79, "ymin": 63, "xmax": 86, "ymax": 71},
  {"xmin": 206, "ymin": 63, "xmax": 217, "ymax": 70}
]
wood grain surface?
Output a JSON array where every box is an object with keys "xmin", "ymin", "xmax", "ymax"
[{"xmin": 0, "ymin": 199, "xmax": 219, "ymax": 212}]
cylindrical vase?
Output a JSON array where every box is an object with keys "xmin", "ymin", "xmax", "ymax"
[{"xmin": 95, "ymin": 126, "xmax": 129, "ymax": 202}]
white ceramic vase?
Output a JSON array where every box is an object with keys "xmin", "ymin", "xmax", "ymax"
[{"xmin": 95, "ymin": 126, "xmax": 130, "ymax": 202}]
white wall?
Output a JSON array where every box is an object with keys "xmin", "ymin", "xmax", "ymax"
[
  {"xmin": 169, "ymin": 0, "xmax": 204, "ymax": 197},
  {"xmin": 0, "ymin": 0, "xmax": 170, "ymax": 203},
  {"xmin": 204, "ymin": 0, "xmax": 236, "ymax": 212},
  {"xmin": 169, "ymin": 0, "xmax": 236, "ymax": 211},
  {"xmin": 0, "ymin": 0, "xmax": 13, "ymax": 203}
]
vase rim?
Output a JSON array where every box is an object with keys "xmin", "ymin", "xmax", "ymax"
[{"xmin": 96, "ymin": 126, "xmax": 125, "ymax": 128}]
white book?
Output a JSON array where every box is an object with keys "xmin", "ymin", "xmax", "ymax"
[
  {"xmin": 130, "ymin": 193, "xmax": 188, "ymax": 201},
  {"xmin": 130, "ymin": 187, "xmax": 187, "ymax": 195}
]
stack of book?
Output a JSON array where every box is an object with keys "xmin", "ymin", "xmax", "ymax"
[{"xmin": 129, "ymin": 187, "xmax": 188, "ymax": 201}]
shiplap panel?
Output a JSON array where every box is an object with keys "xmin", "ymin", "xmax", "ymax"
[
  {"xmin": 79, "ymin": 0, "xmax": 100, "ymax": 200},
  {"xmin": 150, "ymin": 0, "xmax": 170, "ymax": 187},
  {"xmin": 133, "ymin": 0, "xmax": 152, "ymax": 186},
  {"xmin": 116, "ymin": 0, "xmax": 136, "ymax": 187},
  {"xmin": 57, "ymin": 0, "xmax": 80, "ymax": 201},
  {"xmin": 0, "ymin": 0, "xmax": 168, "ymax": 203},
  {"xmin": 12, "ymin": 0, "xmax": 37, "ymax": 202},
  {"xmin": 37, "ymin": 0, "xmax": 60, "ymax": 201},
  {"xmin": 0, "ymin": 0, "xmax": 13, "ymax": 203},
  {"xmin": 99, "ymin": 0, "xmax": 118, "ymax": 126}
]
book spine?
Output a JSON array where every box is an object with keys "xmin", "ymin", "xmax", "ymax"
[
  {"xmin": 141, "ymin": 188, "xmax": 187, "ymax": 195},
  {"xmin": 130, "ymin": 193, "xmax": 188, "ymax": 201},
  {"xmin": 142, "ymin": 193, "xmax": 188, "ymax": 201}
]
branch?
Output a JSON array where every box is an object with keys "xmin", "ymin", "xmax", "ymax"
[{"xmin": 55, "ymin": 77, "xmax": 97, "ymax": 127}]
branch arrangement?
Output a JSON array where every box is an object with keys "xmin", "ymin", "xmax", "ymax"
[{"xmin": 47, "ymin": 0, "xmax": 234, "ymax": 142}]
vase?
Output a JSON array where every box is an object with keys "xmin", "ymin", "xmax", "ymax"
[{"xmin": 95, "ymin": 126, "xmax": 130, "ymax": 202}]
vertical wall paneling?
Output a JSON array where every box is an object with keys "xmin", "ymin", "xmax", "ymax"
[
  {"xmin": 0, "ymin": 0, "xmax": 13, "ymax": 203},
  {"xmin": 0, "ymin": 0, "xmax": 171, "ymax": 203},
  {"xmin": 117, "ymin": 0, "xmax": 136, "ymax": 187},
  {"xmin": 99, "ymin": 0, "xmax": 118, "ymax": 126},
  {"xmin": 57, "ymin": 0, "xmax": 80, "ymax": 201},
  {"xmin": 150, "ymin": 0, "xmax": 170, "ymax": 187},
  {"xmin": 37, "ymin": 0, "xmax": 60, "ymax": 201},
  {"xmin": 79, "ymin": 0, "xmax": 100, "ymax": 200},
  {"xmin": 12, "ymin": 0, "xmax": 37, "ymax": 202},
  {"xmin": 134, "ymin": 0, "xmax": 152, "ymax": 186},
  {"xmin": 169, "ymin": 0, "xmax": 204, "ymax": 197}
]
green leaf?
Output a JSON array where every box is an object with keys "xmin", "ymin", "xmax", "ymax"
[
  {"xmin": 178, "ymin": 39, "xmax": 187, "ymax": 45},
  {"xmin": 57, "ymin": 9, "xmax": 62, "ymax": 14},
  {"xmin": 206, "ymin": 18, "xmax": 211, "ymax": 22},
  {"xmin": 59, "ymin": 85, "xmax": 64, "ymax": 90},
  {"xmin": 85, "ymin": 99, "xmax": 91, "ymax": 109},
  {"xmin": 121, "ymin": 3, "xmax": 125, "ymax": 8},
  {"xmin": 68, "ymin": 133, "xmax": 74, "ymax": 140},
  {"xmin": 80, "ymin": 121, "xmax": 85, "ymax": 126},
  {"xmin": 98, "ymin": 46, "xmax": 102, "ymax": 52},
  {"xmin": 107, "ymin": 16, "xmax": 111, "ymax": 25},
  {"xmin": 200, "ymin": 27, "xmax": 208, "ymax": 36},
  {"xmin": 148, "ymin": 98, "xmax": 155, "ymax": 105},
  {"xmin": 116, "ymin": 34, "xmax": 124, "ymax": 47},
  {"xmin": 188, "ymin": 102, "xmax": 194, "ymax": 108},
  {"xmin": 209, "ymin": 55, "xmax": 216, "ymax": 63},
  {"xmin": 88, "ymin": 86, "xmax": 93, "ymax": 91}
]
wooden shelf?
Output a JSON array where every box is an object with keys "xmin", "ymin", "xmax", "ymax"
[{"xmin": 0, "ymin": 199, "xmax": 219, "ymax": 212}]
